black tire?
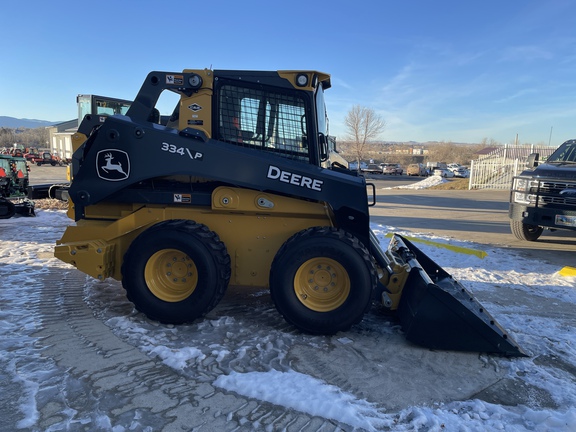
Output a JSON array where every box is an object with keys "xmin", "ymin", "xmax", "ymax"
[
  {"xmin": 269, "ymin": 227, "xmax": 376, "ymax": 335},
  {"xmin": 121, "ymin": 220, "xmax": 231, "ymax": 324},
  {"xmin": 510, "ymin": 219, "xmax": 543, "ymax": 241},
  {"xmin": 0, "ymin": 198, "xmax": 16, "ymax": 219}
]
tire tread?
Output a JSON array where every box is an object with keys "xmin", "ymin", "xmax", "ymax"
[{"xmin": 121, "ymin": 219, "xmax": 231, "ymax": 323}]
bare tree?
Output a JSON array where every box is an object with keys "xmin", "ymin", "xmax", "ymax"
[
  {"xmin": 426, "ymin": 141, "xmax": 485, "ymax": 166},
  {"xmin": 426, "ymin": 141, "xmax": 457, "ymax": 164},
  {"xmin": 344, "ymin": 105, "xmax": 385, "ymax": 168},
  {"xmin": 0, "ymin": 127, "xmax": 49, "ymax": 151},
  {"xmin": 479, "ymin": 137, "xmax": 501, "ymax": 147},
  {"xmin": 0, "ymin": 128, "xmax": 14, "ymax": 149}
]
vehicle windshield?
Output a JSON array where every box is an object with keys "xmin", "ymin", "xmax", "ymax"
[
  {"xmin": 77, "ymin": 95, "xmax": 132, "ymax": 126},
  {"xmin": 15, "ymin": 160, "xmax": 28, "ymax": 172},
  {"xmin": 547, "ymin": 140, "xmax": 576, "ymax": 163},
  {"xmin": 315, "ymin": 85, "xmax": 328, "ymax": 136}
]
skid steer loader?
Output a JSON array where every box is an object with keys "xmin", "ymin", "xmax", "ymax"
[{"xmin": 55, "ymin": 69, "xmax": 525, "ymax": 356}]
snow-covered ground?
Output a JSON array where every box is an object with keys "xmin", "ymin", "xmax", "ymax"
[
  {"xmin": 1, "ymin": 183, "xmax": 575, "ymax": 430},
  {"xmin": 387, "ymin": 174, "xmax": 448, "ymax": 190}
]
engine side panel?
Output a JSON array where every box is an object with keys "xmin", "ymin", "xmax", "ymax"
[{"xmin": 56, "ymin": 188, "xmax": 332, "ymax": 285}]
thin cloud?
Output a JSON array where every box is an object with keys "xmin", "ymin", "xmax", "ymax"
[
  {"xmin": 498, "ymin": 45, "xmax": 554, "ymax": 63},
  {"xmin": 494, "ymin": 88, "xmax": 539, "ymax": 104},
  {"xmin": 330, "ymin": 77, "xmax": 353, "ymax": 91}
]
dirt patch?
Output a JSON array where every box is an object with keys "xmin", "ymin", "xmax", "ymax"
[{"xmin": 429, "ymin": 178, "xmax": 469, "ymax": 190}]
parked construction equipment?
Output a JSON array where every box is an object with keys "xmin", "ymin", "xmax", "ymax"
[
  {"xmin": 53, "ymin": 69, "xmax": 525, "ymax": 356},
  {"xmin": 0, "ymin": 154, "xmax": 35, "ymax": 218}
]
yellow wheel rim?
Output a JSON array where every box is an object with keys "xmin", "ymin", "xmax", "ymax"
[
  {"xmin": 145, "ymin": 249, "xmax": 198, "ymax": 302},
  {"xmin": 294, "ymin": 257, "xmax": 350, "ymax": 312}
]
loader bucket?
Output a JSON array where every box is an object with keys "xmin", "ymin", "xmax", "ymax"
[{"xmin": 372, "ymin": 233, "xmax": 527, "ymax": 357}]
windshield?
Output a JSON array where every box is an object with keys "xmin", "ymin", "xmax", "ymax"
[
  {"xmin": 315, "ymin": 85, "xmax": 328, "ymax": 136},
  {"xmin": 217, "ymin": 83, "xmax": 310, "ymax": 162},
  {"xmin": 15, "ymin": 160, "xmax": 28, "ymax": 173},
  {"xmin": 77, "ymin": 95, "xmax": 132, "ymax": 126},
  {"xmin": 547, "ymin": 140, "xmax": 576, "ymax": 163}
]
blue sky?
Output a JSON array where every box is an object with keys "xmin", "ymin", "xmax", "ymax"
[{"xmin": 1, "ymin": 0, "xmax": 575, "ymax": 145}]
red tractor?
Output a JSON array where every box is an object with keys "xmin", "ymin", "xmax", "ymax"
[{"xmin": 29, "ymin": 152, "xmax": 63, "ymax": 166}]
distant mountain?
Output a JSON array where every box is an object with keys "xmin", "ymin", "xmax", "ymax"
[{"xmin": 0, "ymin": 116, "xmax": 57, "ymax": 129}]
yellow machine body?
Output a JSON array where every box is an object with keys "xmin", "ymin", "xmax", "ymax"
[{"xmin": 56, "ymin": 187, "xmax": 333, "ymax": 286}]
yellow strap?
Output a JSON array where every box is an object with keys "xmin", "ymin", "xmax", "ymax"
[
  {"xmin": 559, "ymin": 266, "xmax": 576, "ymax": 277},
  {"xmin": 384, "ymin": 233, "xmax": 487, "ymax": 259}
]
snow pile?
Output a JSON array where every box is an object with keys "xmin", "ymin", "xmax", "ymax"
[
  {"xmin": 214, "ymin": 370, "xmax": 383, "ymax": 430},
  {"xmin": 386, "ymin": 175, "xmax": 448, "ymax": 189}
]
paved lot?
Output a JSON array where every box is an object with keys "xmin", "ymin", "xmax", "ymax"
[{"xmin": 28, "ymin": 164, "xmax": 69, "ymax": 186}]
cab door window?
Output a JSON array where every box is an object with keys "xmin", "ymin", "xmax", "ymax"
[{"xmin": 218, "ymin": 84, "xmax": 309, "ymax": 162}]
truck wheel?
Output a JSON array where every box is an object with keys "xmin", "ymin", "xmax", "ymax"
[
  {"xmin": 510, "ymin": 219, "xmax": 543, "ymax": 241},
  {"xmin": 269, "ymin": 227, "xmax": 376, "ymax": 335},
  {"xmin": 121, "ymin": 220, "xmax": 231, "ymax": 324}
]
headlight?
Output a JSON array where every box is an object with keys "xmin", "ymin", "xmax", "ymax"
[
  {"xmin": 512, "ymin": 177, "xmax": 539, "ymax": 204},
  {"xmin": 513, "ymin": 192, "xmax": 532, "ymax": 205},
  {"xmin": 296, "ymin": 73, "xmax": 309, "ymax": 87},
  {"xmin": 513, "ymin": 178, "xmax": 529, "ymax": 192}
]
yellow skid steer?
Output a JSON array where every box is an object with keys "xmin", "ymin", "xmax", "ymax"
[{"xmin": 55, "ymin": 69, "xmax": 525, "ymax": 356}]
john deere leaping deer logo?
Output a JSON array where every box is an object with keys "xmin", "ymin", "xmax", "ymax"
[
  {"xmin": 102, "ymin": 152, "xmax": 126, "ymax": 175},
  {"xmin": 96, "ymin": 150, "xmax": 130, "ymax": 181}
]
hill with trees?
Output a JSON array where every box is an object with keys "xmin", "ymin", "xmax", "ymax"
[{"xmin": 0, "ymin": 116, "xmax": 56, "ymax": 129}]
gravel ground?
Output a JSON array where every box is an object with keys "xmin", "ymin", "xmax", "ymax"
[{"xmin": 33, "ymin": 198, "xmax": 69, "ymax": 210}]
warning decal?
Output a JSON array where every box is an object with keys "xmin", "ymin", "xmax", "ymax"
[
  {"xmin": 173, "ymin": 193, "xmax": 191, "ymax": 203},
  {"xmin": 166, "ymin": 75, "xmax": 184, "ymax": 85}
]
